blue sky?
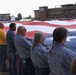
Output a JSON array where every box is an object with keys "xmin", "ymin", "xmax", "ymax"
[{"xmin": 0, "ymin": 0, "xmax": 76, "ymax": 17}]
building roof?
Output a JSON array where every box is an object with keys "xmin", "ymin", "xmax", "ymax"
[
  {"xmin": 0, "ymin": 13, "xmax": 10, "ymax": 15},
  {"xmin": 61, "ymin": 4, "xmax": 75, "ymax": 6}
]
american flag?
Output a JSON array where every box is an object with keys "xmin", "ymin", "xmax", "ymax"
[{"xmin": 4, "ymin": 20, "xmax": 76, "ymax": 52}]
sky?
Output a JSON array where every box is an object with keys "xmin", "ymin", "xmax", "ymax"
[{"xmin": 0, "ymin": 0, "xmax": 76, "ymax": 18}]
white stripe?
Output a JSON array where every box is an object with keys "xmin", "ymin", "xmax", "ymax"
[
  {"xmin": 4, "ymin": 23, "xmax": 76, "ymax": 33},
  {"xmin": 45, "ymin": 20, "xmax": 76, "ymax": 25}
]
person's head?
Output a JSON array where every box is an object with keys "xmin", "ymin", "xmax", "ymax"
[
  {"xmin": 31, "ymin": 32, "xmax": 45, "ymax": 50},
  {"xmin": 53, "ymin": 27, "xmax": 68, "ymax": 44},
  {"xmin": 34, "ymin": 32, "xmax": 45, "ymax": 44},
  {"xmin": 0, "ymin": 22, "xmax": 4, "ymax": 29},
  {"xmin": 70, "ymin": 58, "xmax": 76, "ymax": 75},
  {"xmin": 17, "ymin": 26, "xmax": 26, "ymax": 36},
  {"xmin": 9, "ymin": 23, "xmax": 16, "ymax": 31}
]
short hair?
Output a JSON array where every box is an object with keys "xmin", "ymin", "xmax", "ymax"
[
  {"xmin": 17, "ymin": 26, "xmax": 26, "ymax": 32},
  {"xmin": 53, "ymin": 27, "xmax": 68, "ymax": 43},
  {"xmin": 0, "ymin": 22, "xmax": 4, "ymax": 28},
  {"xmin": 9, "ymin": 23, "xmax": 16, "ymax": 29}
]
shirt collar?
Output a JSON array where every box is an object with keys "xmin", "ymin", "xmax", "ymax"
[{"xmin": 55, "ymin": 42, "xmax": 64, "ymax": 46}]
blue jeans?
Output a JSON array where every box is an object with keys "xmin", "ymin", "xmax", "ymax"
[
  {"xmin": 7, "ymin": 48, "xmax": 17, "ymax": 75},
  {"xmin": 18, "ymin": 58, "xmax": 35, "ymax": 75},
  {"xmin": 25, "ymin": 60, "xmax": 35, "ymax": 75},
  {"xmin": 0, "ymin": 45, "xmax": 7, "ymax": 72},
  {"xmin": 17, "ymin": 54, "xmax": 28, "ymax": 75}
]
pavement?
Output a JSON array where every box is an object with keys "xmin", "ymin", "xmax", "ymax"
[
  {"xmin": 0, "ymin": 68, "xmax": 9, "ymax": 75},
  {"xmin": 0, "ymin": 72, "xmax": 8, "ymax": 75}
]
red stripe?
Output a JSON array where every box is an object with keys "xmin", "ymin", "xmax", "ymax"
[
  {"xmin": 26, "ymin": 31, "xmax": 48, "ymax": 38},
  {"xmin": 16, "ymin": 21, "xmax": 76, "ymax": 29},
  {"xmin": 4, "ymin": 25, "xmax": 76, "ymax": 34},
  {"xmin": 4, "ymin": 21, "xmax": 76, "ymax": 38},
  {"xmin": 4, "ymin": 27, "xmax": 9, "ymax": 32},
  {"xmin": 4, "ymin": 27, "xmax": 48, "ymax": 38}
]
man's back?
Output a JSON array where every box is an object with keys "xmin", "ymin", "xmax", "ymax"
[{"xmin": 6, "ymin": 30, "xmax": 15, "ymax": 48}]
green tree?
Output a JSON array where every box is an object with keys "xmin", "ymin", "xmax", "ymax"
[
  {"xmin": 26, "ymin": 15, "xmax": 32, "ymax": 19},
  {"xmin": 17, "ymin": 13, "xmax": 22, "ymax": 20}
]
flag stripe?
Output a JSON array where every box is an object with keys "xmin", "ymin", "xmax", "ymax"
[{"xmin": 4, "ymin": 20, "xmax": 76, "ymax": 38}]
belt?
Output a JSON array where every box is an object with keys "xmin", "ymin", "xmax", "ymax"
[
  {"xmin": 7, "ymin": 46, "xmax": 15, "ymax": 48},
  {"xmin": 0, "ymin": 45, "xmax": 6, "ymax": 46},
  {"xmin": 25, "ymin": 58, "xmax": 31, "ymax": 62}
]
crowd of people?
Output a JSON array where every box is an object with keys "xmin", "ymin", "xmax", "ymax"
[{"xmin": 0, "ymin": 21, "xmax": 76, "ymax": 75}]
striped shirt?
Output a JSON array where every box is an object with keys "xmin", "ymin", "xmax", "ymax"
[
  {"xmin": 48, "ymin": 42, "xmax": 76, "ymax": 75},
  {"xmin": 30, "ymin": 43, "xmax": 49, "ymax": 68},
  {"xmin": 14, "ymin": 34, "xmax": 32, "ymax": 59}
]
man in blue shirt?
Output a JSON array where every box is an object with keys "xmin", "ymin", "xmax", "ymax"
[
  {"xmin": 6, "ymin": 23, "xmax": 17, "ymax": 75},
  {"xmin": 14, "ymin": 26, "xmax": 35, "ymax": 75}
]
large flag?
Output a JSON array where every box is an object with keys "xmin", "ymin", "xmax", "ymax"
[{"xmin": 4, "ymin": 20, "xmax": 76, "ymax": 52}]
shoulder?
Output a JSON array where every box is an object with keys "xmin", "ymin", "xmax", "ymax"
[
  {"xmin": 15, "ymin": 35, "xmax": 23, "ymax": 40},
  {"xmin": 63, "ymin": 47, "xmax": 74, "ymax": 54},
  {"xmin": 62, "ymin": 47, "xmax": 76, "ymax": 58},
  {"xmin": 37, "ymin": 45, "xmax": 47, "ymax": 53},
  {"xmin": 7, "ymin": 30, "xmax": 14, "ymax": 34},
  {"xmin": 48, "ymin": 46, "xmax": 65, "ymax": 56},
  {"xmin": 0, "ymin": 28, "xmax": 5, "ymax": 33},
  {"xmin": 0, "ymin": 29, "xmax": 6, "ymax": 36},
  {"xmin": 33, "ymin": 45, "xmax": 41, "ymax": 52}
]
